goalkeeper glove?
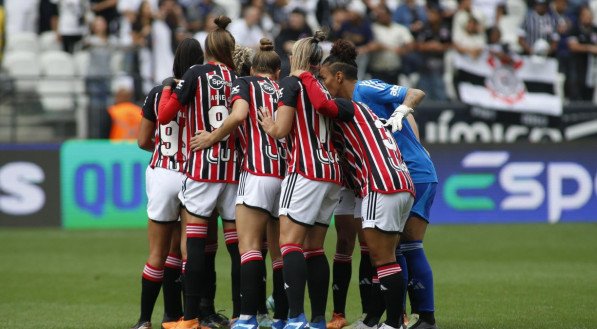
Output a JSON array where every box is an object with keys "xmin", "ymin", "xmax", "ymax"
[{"xmin": 384, "ymin": 104, "xmax": 413, "ymax": 133}]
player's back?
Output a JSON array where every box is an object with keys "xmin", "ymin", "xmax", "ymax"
[
  {"xmin": 173, "ymin": 62, "xmax": 239, "ymax": 183},
  {"xmin": 142, "ymin": 85, "xmax": 187, "ymax": 173},
  {"xmin": 353, "ymin": 79, "xmax": 437, "ymax": 184},
  {"xmin": 231, "ymin": 75, "xmax": 286, "ymax": 178},
  {"xmin": 277, "ymin": 75, "xmax": 341, "ymax": 184},
  {"xmin": 335, "ymin": 101, "xmax": 415, "ymax": 197}
]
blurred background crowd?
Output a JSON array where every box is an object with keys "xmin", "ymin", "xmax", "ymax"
[{"xmin": 0, "ymin": 0, "xmax": 595, "ymax": 140}]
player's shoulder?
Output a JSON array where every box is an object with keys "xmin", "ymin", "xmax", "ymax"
[
  {"xmin": 358, "ymin": 79, "xmax": 390, "ymax": 90},
  {"xmin": 148, "ymin": 84, "xmax": 164, "ymax": 96}
]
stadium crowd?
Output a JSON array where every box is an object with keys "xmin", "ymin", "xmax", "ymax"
[{"xmin": 1, "ymin": 0, "xmax": 596, "ymax": 107}]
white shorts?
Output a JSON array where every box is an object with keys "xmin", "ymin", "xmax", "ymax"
[
  {"xmin": 179, "ymin": 178, "xmax": 238, "ymax": 221},
  {"xmin": 146, "ymin": 167, "xmax": 184, "ymax": 222},
  {"xmin": 236, "ymin": 171, "xmax": 282, "ymax": 217},
  {"xmin": 361, "ymin": 191, "xmax": 414, "ymax": 233},
  {"xmin": 279, "ymin": 173, "xmax": 341, "ymax": 226},
  {"xmin": 334, "ymin": 187, "xmax": 363, "ymax": 218}
]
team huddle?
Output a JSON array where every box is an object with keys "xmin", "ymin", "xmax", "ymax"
[{"xmin": 133, "ymin": 15, "xmax": 438, "ymax": 329}]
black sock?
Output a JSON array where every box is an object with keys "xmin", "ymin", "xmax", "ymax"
[
  {"xmin": 363, "ymin": 276, "xmax": 384, "ymax": 327},
  {"xmin": 257, "ymin": 244, "xmax": 268, "ymax": 315},
  {"xmin": 240, "ymin": 250, "xmax": 265, "ymax": 316},
  {"xmin": 305, "ymin": 249, "xmax": 329, "ymax": 323},
  {"xmin": 281, "ymin": 244, "xmax": 307, "ymax": 318},
  {"xmin": 419, "ymin": 312, "xmax": 436, "ymax": 325},
  {"xmin": 359, "ymin": 247, "xmax": 373, "ymax": 315},
  {"xmin": 163, "ymin": 255, "xmax": 183, "ymax": 320},
  {"xmin": 200, "ymin": 244, "xmax": 217, "ymax": 318},
  {"xmin": 272, "ymin": 260, "xmax": 288, "ymax": 320},
  {"xmin": 258, "ymin": 260, "xmax": 268, "ymax": 315},
  {"xmin": 332, "ymin": 253, "xmax": 352, "ymax": 315},
  {"xmin": 225, "ymin": 231, "xmax": 241, "ymax": 319},
  {"xmin": 184, "ymin": 224, "xmax": 208, "ymax": 320},
  {"xmin": 139, "ymin": 264, "xmax": 163, "ymax": 322},
  {"xmin": 377, "ymin": 263, "xmax": 405, "ymax": 328}
]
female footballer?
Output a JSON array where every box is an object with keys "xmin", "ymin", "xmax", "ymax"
[{"xmin": 157, "ymin": 16, "xmax": 241, "ymax": 329}]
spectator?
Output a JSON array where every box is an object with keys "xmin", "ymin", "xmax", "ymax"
[
  {"xmin": 454, "ymin": 14, "xmax": 487, "ymax": 58},
  {"xmin": 267, "ymin": 0, "xmax": 291, "ymax": 27},
  {"xmin": 84, "ymin": 16, "xmax": 118, "ymax": 138},
  {"xmin": 487, "ymin": 26, "xmax": 518, "ymax": 64},
  {"xmin": 0, "ymin": 0, "xmax": 4, "ymax": 64},
  {"xmin": 472, "ymin": 0, "xmax": 506, "ymax": 31},
  {"xmin": 5, "ymin": 0, "xmax": 39, "ymax": 36},
  {"xmin": 331, "ymin": 1, "xmax": 375, "ymax": 79},
  {"xmin": 152, "ymin": 0, "xmax": 186, "ymax": 84},
  {"xmin": 107, "ymin": 76, "xmax": 142, "ymax": 140},
  {"xmin": 393, "ymin": 0, "xmax": 427, "ymax": 36},
  {"xmin": 274, "ymin": 8, "xmax": 312, "ymax": 77},
  {"xmin": 131, "ymin": 0, "xmax": 154, "ymax": 96},
  {"xmin": 453, "ymin": 0, "xmax": 486, "ymax": 42},
  {"xmin": 90, "ymin": 0, "xmax": 119, "ymax": 35},
  {"xmin": 567, "ymin": 6, "xmax": 597, "ymax": 101},
  {"xmin": 518, "ymin": 0, "xmax": 560, "ymax": 56},
  {"xmin": 52, "ymin": 0, "xmax": 89, "ymax": 53},
  {"xmin": 228, "ymin": 5, "xmax": 268, "ymax": 49},
  {"xmin": 38, "ymin": 0, "xmax": 58, "ymax": 34},
  {"xmin": 368, "ymin": 4, "xmax": 414, "ymax": 84},
  {"xmin": 182, "ymin": 0, "xmax": 225, "ymax": 33},
  {"xmin": 551, "ymin": 0, "xmax": 575, "ymax": 98},
  {"xmin": 416, "ymin": 5, "xmax": 452, "ymax": 100}
]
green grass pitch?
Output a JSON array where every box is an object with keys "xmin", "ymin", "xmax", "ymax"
[{"xmin": 1, "ymin": 223, "xmax": 596, "ymax": 329}]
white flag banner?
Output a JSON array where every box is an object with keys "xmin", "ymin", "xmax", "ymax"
[{"xmin": 453, "ymin": 51, "xmax": 563, "ymax": 116}]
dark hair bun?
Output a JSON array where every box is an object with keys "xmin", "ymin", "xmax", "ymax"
[
  {"xmin": 259, "ymin": 38, "xmax": 274, "ymax": 51},
  {"xmin": 313, "ymin": 30, "xmax": 327, "ymax": 43},
  {"xmin": 214, "ymin": 16, "xmax": 232, "ymax": 30},
  {"xmin": 331, "ymin": 39, "xmax": 357, "ymax": 63}
]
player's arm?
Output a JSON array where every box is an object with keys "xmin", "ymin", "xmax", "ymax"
[
  {"xmin": 138, "ymin": 87, "xmax": 160, "ymax": 151},
  {"xmin": 191, "ymin": 99, "xmax": 249, "ymax": 150},
  {"xmin": 258, "ymin": 105, "xmax": 294, "ymax": 138},
  {"xmin": 157, "ymin": 78, "xmax": 181, "ymax": 124},
  {"xmin": 406, "ymin": 115, "xmax": 420, "ymax": 141},
  {"xmin": 295, "ymin": 71, "xmax": 354, "ymax": 121},
  {"xmin": 138, "ymin": 118, "xmax": 155, "ymax": 151},
  {"xmin": 158, "ymin": 69, "xmax": 198, "ymax": 124}
]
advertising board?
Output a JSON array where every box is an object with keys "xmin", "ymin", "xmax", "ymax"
[
  {"xmin": 428, "ymin": 142, "xmax": 597, "ymax": 223},
  {"xmin": 61, "ymin": 140, "xmax": 151, "ymax": 229},
  {"xmin": 0, "ymin": 144, "xmax": 61, "ymax": 227}
]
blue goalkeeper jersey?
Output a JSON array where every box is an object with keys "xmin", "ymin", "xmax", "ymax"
[{"xmin": 353, "ymin": 79, "xmax": 438, "ymax": 184}]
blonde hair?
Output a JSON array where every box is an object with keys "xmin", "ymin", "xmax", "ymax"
[
  {"xmin": 233, "ymin": 45, "xmax": 254, "ymax": 76},
  {"xmin": 289, "ymin": 31, "xmax": 327, "ymax": 73}
]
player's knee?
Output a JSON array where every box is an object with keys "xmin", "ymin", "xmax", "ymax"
[{"xmin": 336, "ymin": 235, "xmax": 356, "ymax": 254}]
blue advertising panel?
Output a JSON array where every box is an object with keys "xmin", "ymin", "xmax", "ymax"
[{"xmin": 427, "ymin": 142, "xmax": 597, "ymax": 224}]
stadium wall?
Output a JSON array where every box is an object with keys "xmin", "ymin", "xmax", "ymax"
[{"xmin": 1, "ymin": 140, "xmax": 596, "ymax": 228}]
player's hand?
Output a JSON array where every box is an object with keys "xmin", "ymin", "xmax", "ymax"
[
  {"xmin": 257, "ymin": 106, "xmax": 275, "ymax": 135},
  {"xmin": 190, "ymin": 130, "xmax": 214, "ymax": 151},
  {"xmin": 384, "ymin": 104, "xmax": 413, "ymax": 133},
  {"xmin": 162, "ymin": 77, "xmax": 176, "ymax": 89}
]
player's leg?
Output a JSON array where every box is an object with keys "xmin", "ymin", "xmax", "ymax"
[
  {"xmin": 328, "ymin": 189, "xmax": 358, "ymax": 329},
  {"xmin": 234, "ymin": 203, "xmax": 269, "ymax": 326},
  {"xmin": 163, "ymin": 221, "xmax": 184, "ymax": 325},
  {"xmin": 257, "ymin": 236, "xmax": 270, "ymax": 326},
  {"xmin": 267, "ymin": 219, "xmax": 288, "ymax": 329},
  {"xmin": 306, "ymin": 182, "xmax": 340, "ymax": 329},
  {"xmin": 304, "ymin": 225, "xmax": 330, "ymax": 329},
  {"xmin": 278, "ymin": 174, "xmax": 338, "ymax": 329},
  {"xmin": 134, "ymin": 167, "xmax": 182, "ymax": 329},
  {"xmin": 201, "ymin": 216, "xmax": 224, "ymax": 329},
  {"xmin": 361, "ymin": 192, "xmax": 414, "ymax": 329},
  {"xmin": 219, "ymin": 184, "xmax": 241, "ymax": 322},
  {"xmin": 401, "ymin": 183, "xmax": 437, "ymax": 329},
  {"xmin": 178, "ymin": 179, "xmax": 222, "ymax": 328},
  {"xmin": 136, "ymin": 220, "xmax": 176, "ymax": 327}
]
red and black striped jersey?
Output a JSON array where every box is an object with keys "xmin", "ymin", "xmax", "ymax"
[
  {"xmin": 231, "ymin": 76, "xmax": 286, "ymax": 178},
  {"xmin": 142, "ymin": 85, "xmax": 187, "ymax": 172},
  {"xmin": 174, "ymin": 62, "xmax": 239, "ymax": 183},
  {"xmin": 335, "ymin": 101, "xmax": 415, "ymax": 197},
  {"xmin": 277, "ymin": 76, "xmax": 341, "ymax": 184}
]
